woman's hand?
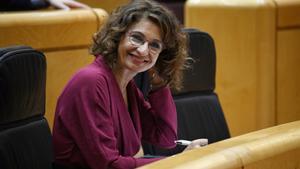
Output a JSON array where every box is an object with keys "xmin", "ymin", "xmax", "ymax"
[
  {"xmin": 183, "ymin": 138, "xmax": 208, "ymax": 152},
  {"xmin": 47, "ymin": 0, "xmax": 90, "ymax": 10}
]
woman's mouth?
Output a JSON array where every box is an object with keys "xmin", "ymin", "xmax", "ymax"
[{"xmin": 129, "ymin": 53, "xmax": 150, "ymax": 64}]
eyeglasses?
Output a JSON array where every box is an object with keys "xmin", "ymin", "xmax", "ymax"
[{"xmin": 127, "ymin": 31, "xmax": 164, "ymax": 55}]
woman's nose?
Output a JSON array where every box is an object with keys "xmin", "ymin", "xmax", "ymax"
[{"xmin": 136, "ymin": 42, "xmax": 150, "ymax": 56}]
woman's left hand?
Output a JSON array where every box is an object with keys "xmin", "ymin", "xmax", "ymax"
[{"xmin": 183, "ymin": 138, "xmax": 208, "ymax": 152}]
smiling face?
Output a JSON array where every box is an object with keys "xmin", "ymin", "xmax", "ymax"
[{"xmin": 116, "ymin": 18, "xmax": 163, "ymax": 75}]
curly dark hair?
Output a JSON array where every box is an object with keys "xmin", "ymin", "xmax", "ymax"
[{"xmin": 90, "ymin": 0, "xmax": 189, "ymax": 90}]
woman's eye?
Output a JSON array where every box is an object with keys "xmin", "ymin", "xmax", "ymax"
[
  {"xmin": 150, "ymin": 42, "xmax": 161, "ymax": 50},
  {"xmin": 131, "ymin": 34, "xmax": 144, "ymax": 44}
]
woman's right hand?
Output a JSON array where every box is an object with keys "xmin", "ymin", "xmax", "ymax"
[{"xmin": 183, "ymin": 138, "xmax": 208, "ymax": 152}]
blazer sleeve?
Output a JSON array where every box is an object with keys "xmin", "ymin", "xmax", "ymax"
[
  {"xmin": 54, "ymin": 70, "xmax": 163, "ymax": 169},
  {"xmin": 137, "ymin": 85, "xmax": 178, "ymax": 148}
]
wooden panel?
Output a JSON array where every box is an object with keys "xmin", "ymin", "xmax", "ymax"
[
  {"xmin": 138, "ymin": 121, "xmax": 300, "ymax": 169},
  {"xmin": 139, "ymin": 145, "xmax": 243, "ymax": 169},
  {"xmin": 185, "ymin": 0, "xmax": 276, "ymax": 136},
  {"xmin": 274, "ymin": 0, "xmax": 300, "ymax": 28},
  {"xmin": 0, "ymin": 9, "xmax": 107, "ymax": 50},
  {"xmin": 245, "ymin": 149, "xmax": 300, "ymax": 169},
  {"xmin": 277, "ymin": 29, "xmax": 300, "ymax": 124},
  {"xmin": 44, "ymin": 49, "xmax": 94, "ymax": 130}
]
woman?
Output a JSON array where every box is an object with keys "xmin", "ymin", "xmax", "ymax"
[{"xmin": 52, "ymin": 0, "xmax": 206, "ymax": 169}]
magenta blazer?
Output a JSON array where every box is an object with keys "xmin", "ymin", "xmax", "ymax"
[{"xmin": 52, "ymin": 56, "xmax": 177, "ymax": 169}]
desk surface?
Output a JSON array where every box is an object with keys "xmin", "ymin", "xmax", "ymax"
[{"xmin": 138, "ymin": 120, "xmax": 300, "ymax": 169}]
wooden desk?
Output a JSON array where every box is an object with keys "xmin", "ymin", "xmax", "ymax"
[{"xmin": 138, "ymin": 120, "xmax": 300, "ymax": 169}]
